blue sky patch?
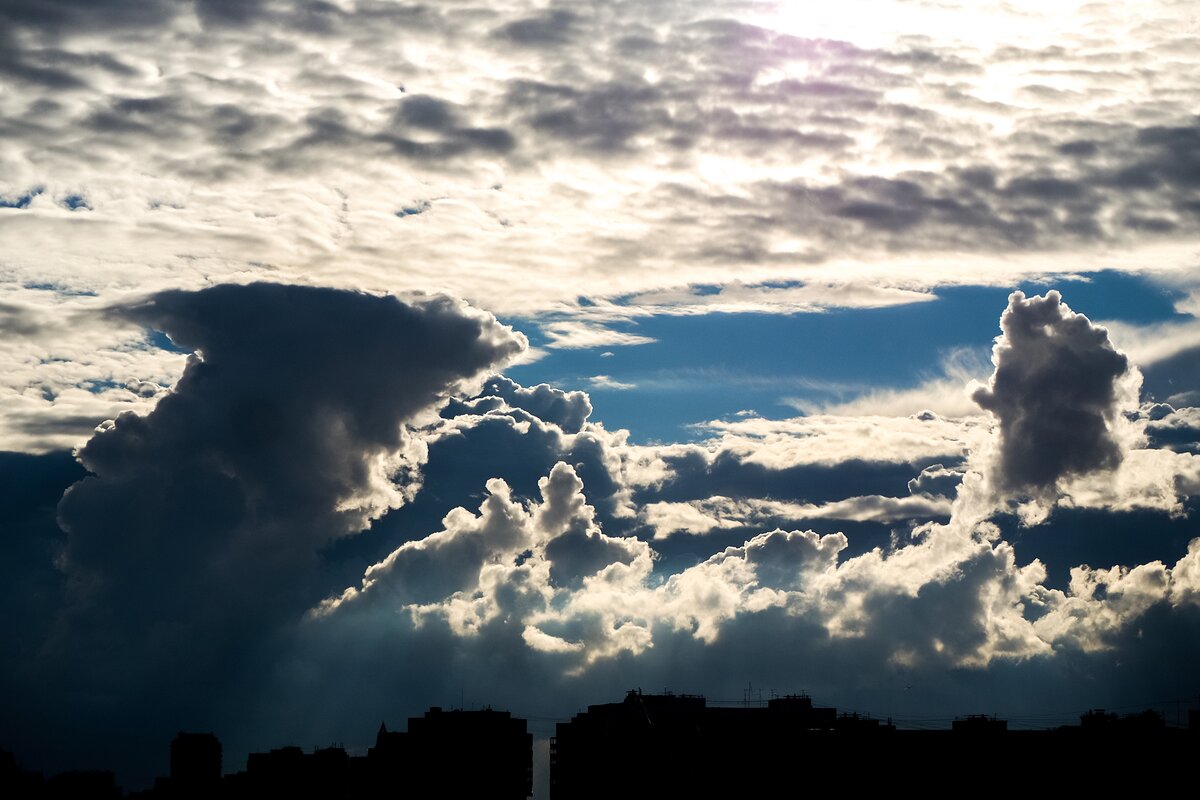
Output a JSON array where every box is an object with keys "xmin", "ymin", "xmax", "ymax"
[
  {"xmin": 0, "ymin": 187, "xmax": 44, "ymax": 208},
  {"xmin": 506, "ymin": 271, "xmax": 1189, "ymax": 442}
]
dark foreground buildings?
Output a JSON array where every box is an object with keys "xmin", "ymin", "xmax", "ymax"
[
  {"xmin": 2, "ymin": 706, "xmax": 538, "ymax": 798},
  {"xmin": 550, "ymin": 691, "xmax": 891, "ymax": 798},
  {"xmin": 4, "ymin": 695, "xmax": 1197, "ymax": 797},
  {"xmin": 221, "ymin": 707, "xmax": 531, "ymax": 800},
  {"xmin": 550, "ymin": 690, "xmax": 1200, "ymax": 798},
  {"xmin": 14, "ymin": 707, "xmax": 533, "ymax": 799}
]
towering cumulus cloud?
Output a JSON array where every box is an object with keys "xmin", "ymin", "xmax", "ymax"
[
  {"xmin": 50, "ymin": 283, "xmax": 523, "ymax": 721},
  {"xmin": 972, "ymin": 290, "xmax": 1136, "ymax": 498}
]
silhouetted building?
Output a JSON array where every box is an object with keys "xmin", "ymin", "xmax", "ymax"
[
  {"xmin": 365, "ymin": 720, "xmax": 408, "ymax": 778},
  {"xmin": 222, "ymin": 708, "xmax": 531, "ymax": 799},
  {"xmin": 166, "ymin": 732, "xmax": 221, "ymax": 797},
  {"xmin": 1080, "ymin": 708, "xmax": 1121, "ymax": 729},
  {"xmin": 8, "ymin": 695, "xmax": 1193, "ymax": 798},
  {"xmin": 765, "ymin": 693, "xmax": 839, "ymax": 728},
  {"xmin": 951, "ymin": 713, "xmax": 1007, "ymax": 734},
  {"xmin": 550, "ymin": 690, "xmax": 893, "ymax": 798},
  {"xmin": 402, "ymin": 707, "xmax": 532, "ymax": 798},
  {"xmin": 44, "ymin": 769, "xmax": 121, "ymax": 799},
  {"xmin": 224, "ymin": 742, "xmax": 326, "ymax": 796},
  {"xmin": 1, "ymin": 748, "xmax": 45, "ymax": 797},
  {"xmin": 550, "ymin": 691, "xmax": 1200, "ymax": 799}
]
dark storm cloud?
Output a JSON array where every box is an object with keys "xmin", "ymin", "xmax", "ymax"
[
  {"xmin": 0, "ymin": 451, "xmax": 83, "ymax": 648},
  {"xmin": 972, "ymin": 291, "xmax": 1133, "ymax": 495},
  {"xmin": 64, "ymin": 280, "xmax": 522, "ymax": 561},
  {"xmin": 19, "ymin": 283, "xmax": 522, "ymax": 761},
  {"xmin": 843, "ymin": 545, "xmax": 1021, "ymax": 663}
]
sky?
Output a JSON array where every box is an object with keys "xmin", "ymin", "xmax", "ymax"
[{"xmin": 2, "ymin": 0, "xmax": 1200, "ymax": 790}]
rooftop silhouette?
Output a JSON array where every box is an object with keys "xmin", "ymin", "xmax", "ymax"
[
  {"xmin": 3, "ymin": 693, "xmax": 1197, "ymax": 798},
  {"xmin": 549, "ymin": 690, "xmax": 1199, "ymax": 798}
]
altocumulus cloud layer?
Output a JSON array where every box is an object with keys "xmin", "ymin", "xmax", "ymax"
[{"xmin": 3, "ymin": 1, "xmax": 1200, "ymax": 447}]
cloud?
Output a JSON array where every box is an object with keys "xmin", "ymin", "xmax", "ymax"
[
  {"xmin": 3, "ymin": 0, "xmax": 1200, "ymax": 787},
  {"xmin": 1052, "ymin": 448, "xmax": 1200, "ymax": 516},
  {"xmin": 809, "ymin": 349, "xmax": 991, "ymax": 418},
  {"xmin": 1103, "ymin": 316, "xmax": 1200, "ymax": 372},
  {"xmin": 323, "ymin": 453, "xmax": 1195, "ymax": 679},
  {"xmin": 691, "ymin": 412, "xmax": 984, "ymax": 469},
  {"xmin": 1144, "ymin": 404, "xmax": 1200, "ymax": 454},
  {"xmin": 48, "ymin": 282, "xmax": 524, "ymax": 719},
  {"xmin": 1102, "ymin": 305, "xmax": 1200, "ymax": 405},
  {"xmin": 641, "ymin": 494, "xmax": 953, "ymax": 539},
  {"xmin": 1031, "ymin": 542, "xmax": 1200, "ymax": 650},
  {"xmin": 3, "ymin": 0, "xmax": 1200, "ymax": 451},
  {"xmin": 587, "ymin": 375, "xmax": 636, "ymax": 390},
  {"xmin": 615, "ymin": 281, "xmax": 936, "ymax": 316},
  {"xmin": 0, "ymin": 451, "xmax": 83, "ymax": 668},
  {"xmin": 4, "ymin": 302, "xmax": 1200, "ymax": 788},
  {"xmin": 452, "ymin": 375, "xmax": 593, "ymax": 434},
  {"xmin": 0, "ymin": 289, "xmax": 189, "ymax": 453},
  {"xmin": 322, "ymin": 462, "xmax": 650, "ymax": 629},
  {"xmin": 494, "ymin": 9, "xmax": 579, "ymax": 48},
  {"xmin": 908, "ymin": 463, "xmax": 966, "ymax": 498},
  {"xmin": 541, "ymin": 321, "xmax": 657, "ymax": 350},
  {"xmin": 426, "ymin": 380, "xmax": 637, "ymax": 531},
  {"xmin": 971, "ymin": 290, "xmax": 1139, "ymax": 498}
]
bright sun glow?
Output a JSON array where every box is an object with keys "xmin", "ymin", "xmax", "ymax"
[{"xmin": 757, "ymin": 0, "xmax": 1118, "ymax": 50}]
